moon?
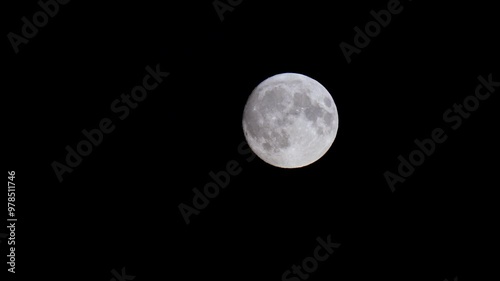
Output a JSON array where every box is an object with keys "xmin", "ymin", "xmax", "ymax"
[{"xmin": 242, "ymin": 73, "xmax": 339, "ymax": 168}]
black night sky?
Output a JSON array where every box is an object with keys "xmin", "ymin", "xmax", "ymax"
[{"xmin": 4, "ymin": 1, "xmax": 498, "ymax": 280}]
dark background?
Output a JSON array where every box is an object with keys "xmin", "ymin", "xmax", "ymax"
[{"xmin": 4, "ymin": 0, "xmax": 498, "ymax": 280}]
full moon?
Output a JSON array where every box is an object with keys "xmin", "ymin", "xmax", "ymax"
[{"xmin": 242, "ymin": 73, "xmax": 339, "ymax": 168}]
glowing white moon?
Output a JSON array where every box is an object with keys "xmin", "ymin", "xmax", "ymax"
[{"xmin": 242, "ymin": 73, "xmax": 339, "ymax": 168}]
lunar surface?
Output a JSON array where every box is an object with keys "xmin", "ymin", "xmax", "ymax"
[{"xmin": 242, "ymin": 73, "xmax": 339, "ymax": 168}]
